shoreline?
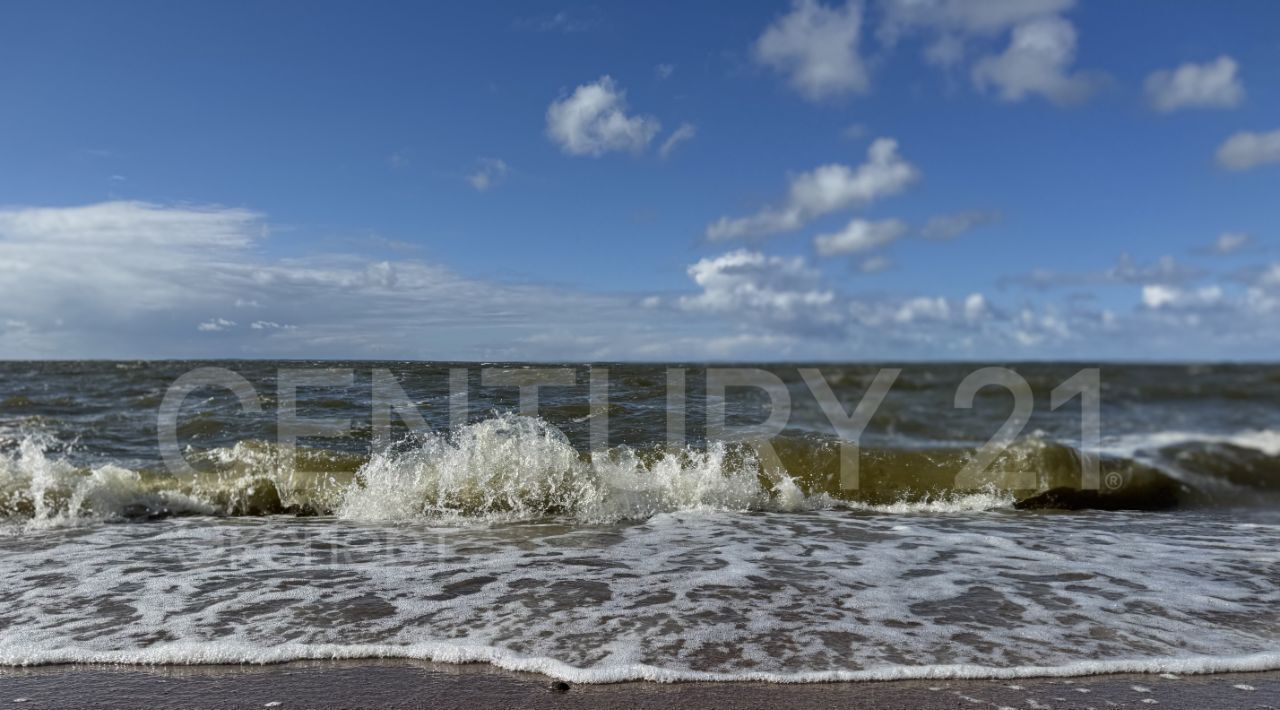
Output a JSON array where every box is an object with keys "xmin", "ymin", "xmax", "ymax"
[{"xmin": 1, "ymin": 660, "xmax": 1276, "ymax": 709}]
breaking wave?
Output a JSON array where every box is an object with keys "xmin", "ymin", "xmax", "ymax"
[{"xmin": 3, "ymin": 414, "xmax": 1280, "ymax": 527}]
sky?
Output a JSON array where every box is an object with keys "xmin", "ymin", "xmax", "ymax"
[{"xmin": 1, "ymin": 0, "xmax": 1279, "ymax": 361}]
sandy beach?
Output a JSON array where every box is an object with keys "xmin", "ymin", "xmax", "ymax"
[{"xmin": 0, "ymin": 661, "xmax": 1277, "ymax": 710}]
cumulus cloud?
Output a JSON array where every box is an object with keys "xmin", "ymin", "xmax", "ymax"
[
  {"xmin": 705, "ymin": 138, "xmax": 919, "ymax": 240},
  {"xmin": 1141, "ymin": 284, "xmax": 1224, "ymax": 310},
  {"xmin": 467, "ymin": 158, "xmax": 509, "ymax": 191},
  {"xmin": 1256, "ymin": 264, "xmax": 1280, "ymax": 288},
  {"xmin": 754, "ymin": 0, "xmax": 869, "ymax": 101},
  {"xmin": 10, "ymin": 203, "xmax": 1280, "ymax": 361},
  {"xmin": 658, "ymin": 123, "xmax": 697, "ymax": 159},
  {"xmin": 1005, "ymin": 253, "xmax": 1201, "ymax": 290},
  {"xmin": 971, "ymin": 16, "xmax": 1095, "ymax": 105},
  {"xmin": 1010, "ymin": 308, "xmax": 1072, "ymax": 346},
  {"xmin": 251, "ymin": 320, "xmax": 295, "ymax": 330},
  {"xmin": 859, "ymin": 255, "xmax": 892, "ymax": 273},
  {"xmin": 546, "ymin": 76, "xmax": 661, "ymax": 157},
  {"xmin": 655, "ymin": 63, "xmax": 675, "ymax": 80},
  {"xmin": 1215, "ymin": 129, "xmax": 1280, "ymax": 171},
  {"xmin": 197, "ymin": 318, "xmax": 236, "ymax": 332},
  {"xmin": 7, "ymin": 203, "xmax": 1056, "ymax": 360},
  {"xmin": 1108, "ymin": 254, "xmax": 1201, "ymax": 285},
  {"xmin": 878, "ymin": 0, "xmax": 1073, "ymax": 65},
  {"xmin": 920, "ymin": 210, "xmax": 1002, "ymax": 239},
  {"xmin": 676, "ymin": 249, "xmax": 1063, "ymax": 352},
  {"xmin": 878, "ymin": 0, "xmax": 1073, "ymax": 40},
  {"xmin": 813, "ymin": 218, "xmax": 908, "ymax": 256},
  {"xmin": 842, "ymin": 123, "xmax": 868, "ymax": 139},
  {"xmin": 1211, "ymin": 232, "xmax": 1252, "ymax": 255},
  {"xmin": 892, "ymin": 296, "xmax": 950, "ymax": 323},
  {"xmin": 963, "ymin": 293, "xmax": 989, "ymax": 321},
  {"xmin": 1145, "ymin": 56, "xmax": 1244, "ymax": 112},
  {"xmin": 678, "ymin": 250, "xmax": 838, "ymax": 327},
  {"xmin": 671, "ymin": 244, "xmax": 1280, "ymax": 358}
]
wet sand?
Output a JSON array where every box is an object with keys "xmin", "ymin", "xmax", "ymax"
[{"xmin": 0, "ymin": 661, "xmax": 1276, "ymax": 709}]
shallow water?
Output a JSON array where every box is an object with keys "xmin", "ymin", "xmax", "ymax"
[{"xmin": 0, "ymin": 362, "xmax": 1277, "ymax": 681}]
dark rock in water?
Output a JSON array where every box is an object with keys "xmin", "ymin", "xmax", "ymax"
[
  {"xmin": 549, "ymin": 680, "xmax": 570, "ymax": 693},
  {"xmin": 119, "ymin": 503, "xmax": 173, "ymax": 521},
  {"xmin": 1015, "ymin": 485, "xmax": 1179, "ymax": 511},
  {"xmin": 1015, "ymin": 488, "xmax": 1103, "ymax": 510},
  {"xmin": 227, "ymin": 478, "xmax": 285, "ymax": 516}
]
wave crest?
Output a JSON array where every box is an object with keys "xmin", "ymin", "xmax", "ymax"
[
  {"xmin": 337, "ymin": 414, "xmax": 820, "ymax": 523},
  {"xmin": 4, "ymin": 416, "xmax": 1280, "ymax": 526}
]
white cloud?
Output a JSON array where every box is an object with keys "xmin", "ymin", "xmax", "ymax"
[
  {"xmin": 963, "ymin": 293, "xmax": 989, "ymax": 321},
  {"xmin": 0, "ymin": 201, "xmax": 709, "ymax": 359},
  {"xmin": 922, "ymin": 34, "xmax": 965, "ymax": 67},
  {"xmin": 1108, "ymin": 254, "xmax": 1199, "ymax": 285},
  {"xmin": 679, "ymin": 250, "xmax": 837, "ymax": 326},
  {"xmin": 878, "ymin": 0, "xmax": 1073, "ymax": 42},
  {"xmin": 705, "ymin": 138, "xmax": 919, "ymax": 240},
  {"xmin": 10, "ymin": 203, "xmax": 1280, "ymax": 361},
  {"xmin": 893, "ymin": 296, "xmax": 950, "ymax": 323},
  {"xmin": 845, "ymin": 296, "xmax": 961, "ymax": 330},
  {"xmin": 1005, "ymin": 253, "xmax": 1201, "ymax": 290},
  {"xmin": 1145, "ymin": 56, "xmax": 1244, "ymax": 112},
  {"xmin": 859, "ymin": 255, "xmax": 891, "ymax": 273},
  {"xmin": 1258, "ymin": 264, "xmax": 1280, "ymax": 288},
  {"xmin": 546, "ymin": 76, "xmax": 661, "ymax": 157},
  {"xmin": 920, "ymin": 210, "xmax": 1001, "ymax": 239},
  {"xmin": 658, "ymin": 123, "xmax": 697, "ymax": 159},
  {"xmin": 655, "ymin": 63, "xmax": 675, "ymax": 80},
  {"xmin": 1245, "ymin": 287, "xmax": 1280, "ymax": 315},
  {"xmin": 842, "ymin": 123, "xmax": 868, "ymax": 139},
  {"xmin": 754, "ymin": 0, "xmax": 868, "ymax": 101},
  {"xmin": 467, "ymin": 158, "xmax": 509, "ymax": 191},
  {"xmin": 250, "ymin": 320, "xmax": 296, "ymax": 330},
  {"xmin": 1013, "ymin": 308, "xmax": 1072, "ymax": 345},
  {"xmin": 1212, "ymin": 232, "xmax": 1252, "ymax": 255},
  {"xmin": 12, "ymin": 203, "xmax": 1021, "ymax": 360},
  {"xmin": 1139, "ymin": 285, "xmax": 1177, "ymax": 309},
  {"xmin": 673, "ymin": 253, "xmax": 1017, "ymax": 348},
  {"xmin": 971, "ymin": 16, "xmax": 1095, "ymax": 105},
  {"xmin": 1215, "ymin": 129, "xmax": 1280, "ymax": 171},
  {"xmin": 0, "ymin": 200, "xmax": 261, "ymax": 248},
  {"xmin": 197, "ymin": 318, "xmax": 235, "ymax": 332},
  {"xmin": 878, "ymin": 0, "xmax": 1073, "ymax": 66},
  {"xmin": 813, "ymin": 217, "xmax": 908, "ymax": 256},
  {"xmin": 1141, "ymin": 284, "xmax": 1223, "ymax": 310}
]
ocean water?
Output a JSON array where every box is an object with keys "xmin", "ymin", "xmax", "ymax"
[{"xmin": 0, "ymin": 361, "xmax": 1277, "ymax": 682}]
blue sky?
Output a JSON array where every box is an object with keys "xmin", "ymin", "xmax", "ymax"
[{"xmin": 1, "ymin": 0, "xmax": 1279, "ymax": 360}]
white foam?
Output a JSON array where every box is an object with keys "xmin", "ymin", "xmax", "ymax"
[
  {"xmin": 0, "ymin": 436, "xmax": 213, "ymax": 528},
  {"xmin": 0, "ymin": 510, "xmax": 1275, "ymax": 684},
  {"xmin": 0, "ymin": 642, "xmax": 1276, "ymax": 685},
  {"xmin": 0, "ymin": 417, "xmax": 834, "ymax": 527},
  {"xmin": 336, "ymin": 414, "xmax": 826, "ymax": 524},
  {"xmin": 844, "ymin": 489, "xmax": 1014, "ymax": 514},
  {"xmin": 1098, "ymin": 429, "xmax": 1280, "ymax": 459},
  {"xmin": 7, "ymin": 417, "xmax": 1278, "ymax": 529}
]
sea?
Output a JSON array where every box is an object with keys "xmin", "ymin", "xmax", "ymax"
[{"xmin": 0, "ymin": 361, "xmax": 1276, "ymax": 683}]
